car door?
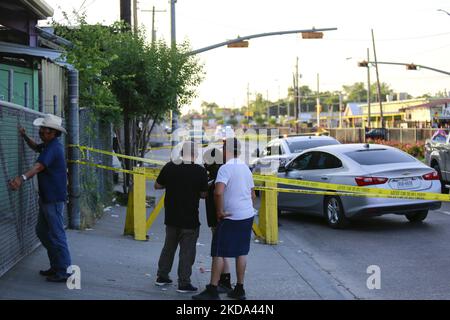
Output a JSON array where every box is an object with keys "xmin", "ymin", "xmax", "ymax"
[
  {"xmin": 278, "ymin": 151, "xmax": 317, "ymax": 212},
  {"xmin": 304, "ymin": 152, "xmax": 344, "ymax": 215}
]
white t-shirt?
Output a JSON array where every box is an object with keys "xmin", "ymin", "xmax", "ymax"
[{"xmin": 215, "ymin": 158, "xmax": 255, "ymax": 220}]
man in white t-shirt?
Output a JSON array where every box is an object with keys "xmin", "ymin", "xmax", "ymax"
[{"xmin": 193, "ymin": 138, "xmax": 256, "ymax": 300}]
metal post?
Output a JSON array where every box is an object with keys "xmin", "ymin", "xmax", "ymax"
[
  {"xmin": 68, "ymin": 69, "xmax": 80, "ymax": 230},
  {"xmin": 170, "ymin": 0, "xmax": 178, "ymax": 144},
  {"xmin": 132, "ymin": 0, "xmax": 138, "ymax": 33},
  {"xmin": 53, "ymin": 95, "xmax": 58, "ymax": 115},
  {"xmin": 371, "ymin": 29, "xmax": 384, "ymax": 128},
  {"xmin": 24, "ymin": 82, "xmax": 28, "ymax": 108},
  {"xmin": 339, "ymin": 93, "xmax": 343, "ymax": 128},
  {"xmin": 8, "ymin": 69, "xmax": 13, "ymax": 102},
  {"xmin": 367, "ymin": 48, "xmax": 371, "ymax": 128},
  {"xmin": 316, "ymin": 73, "xmax": 320, "ymax": 128}
]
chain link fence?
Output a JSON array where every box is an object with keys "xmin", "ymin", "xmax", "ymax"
[{"xmin": 78, "ymin": 108, "xmax": 113, "ymax": 227}]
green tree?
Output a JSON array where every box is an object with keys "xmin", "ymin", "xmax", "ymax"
[
  {"xmin": 201, "ymin": 101, "xmax": 219, "ymax": 118},
  {"xmin": 342, "ymin": 82, "xmax": 367, "ymax": 103},
  {"xmin": 55, "ymin": 15, "xmax": 204, "ymax": 192},
  {"xmin": 342, "ymin": 82, "xmax": 396, "ymax": 103}
]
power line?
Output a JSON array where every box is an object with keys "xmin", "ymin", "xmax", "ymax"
[{"xmin": 324, "ymin": 31, "xmax": 450, "ymax": 42}]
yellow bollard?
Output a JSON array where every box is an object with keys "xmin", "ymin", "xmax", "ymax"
[
  {"xmin": 255, "ymin": 179, "xmax": 278, "ymax": 244},
  {"xmin": 123, "ymin": 168, "xmax": 147, "ymax": 241}
]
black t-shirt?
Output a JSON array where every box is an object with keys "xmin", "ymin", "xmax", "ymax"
[{"xmin": 156, "ymin": 161, "xmax": 208, "ymax": 229}]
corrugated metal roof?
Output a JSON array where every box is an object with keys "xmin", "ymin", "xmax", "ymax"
[{"xmin": 0, "ymin": 41, "xmax": 62, "ymax": 60}]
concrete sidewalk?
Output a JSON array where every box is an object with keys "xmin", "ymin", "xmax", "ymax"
[{"xmin": 0, "ymin": 190, "xmax": 353, "ymax": 300}]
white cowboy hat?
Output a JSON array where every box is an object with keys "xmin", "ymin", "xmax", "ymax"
[{"xmin": 33, "ymin": 114, "xmax": 67, "ymax": 134}]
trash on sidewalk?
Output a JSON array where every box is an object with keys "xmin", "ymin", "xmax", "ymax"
[
  {"xmin": 196, "ymin": 242, "xmax": 205, "ymax": 246},
  {"xmin": 103, "ymin": 206, "xmax": 113, "ymax": 212},
  {"xmin": 111, "ymin": 215, "xmax": 119, "ymax": 218},
  {"xmin": 199, "ymin": 267, "xmax": 211, "ymax": 273}
]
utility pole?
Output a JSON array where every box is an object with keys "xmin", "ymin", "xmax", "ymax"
[
  {"xmin": 170, "ymin": 0, "xmax": 178, "ymax": 144},
  {"xmin": 141, "ymin": 6, "xmax": 166, "ymax": 44},
  {"xmin": 316, "ymin": 73, "xmax": 320, "ymax": 128},
  {"xmin": 296, "ymin": 60, "xmax": 299, "ymax": 120},
  {"xmin": 120, "ymin": 0, "xmax": 132, "ymax": 193},
  {"xmin": 371, "ymin": 29, "xmax": 384, "ymax": 128},
  {"xmin": 367, "ymin": 47, "xmax": 371, "ymax": 128},
  {"xmin": 339, "ymin": 93, "xmax": 343, "ymax": 128},
  {"xmin": 246, "ymin": 83, "xmax": 250, "ymax": 122},
  {"xmin": 132, "ymin": 0, "xmax": 138, "ymax": 33},
  {"xmin": 120, "ymin": 0, "xmax": 132, "ymax": 26}
]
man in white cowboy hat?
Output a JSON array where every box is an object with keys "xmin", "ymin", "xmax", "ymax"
[{"xmin": 9, "ymin": 113, "xmax": 72, "ymax": 283}]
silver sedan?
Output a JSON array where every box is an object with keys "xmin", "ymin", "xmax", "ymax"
[{"xmin": 277, "ymin": 143, "xmax": 442, "ymax": 228}]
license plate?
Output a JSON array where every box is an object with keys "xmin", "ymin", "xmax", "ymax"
[{"xmin": 391, "ymin": 177, "xmax": 419, "ymax": 190}]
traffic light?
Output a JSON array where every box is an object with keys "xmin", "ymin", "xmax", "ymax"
[
  {"xmin": 227, "ymin": 41, "xmax": 249, "ymax": 48},
  {"xmin": 406, "ymin": 63, "xmax": 417, "ymax": 70},
  {"xmin": 358, "ymin": 61, "xmax": 369, "ymax": 67},
  {"xmin": 301, "ymin": 32, "xmax": 323, "ymax": 39}
]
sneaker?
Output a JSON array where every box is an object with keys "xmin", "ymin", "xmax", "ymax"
[
  {"xmin": 227, "ymin": 286, "xmax": 246, "ymax": 300},
  {"xmin": 39, "ymin": 268, "xmax": 56, "ymax": 277},
  {"xmin": 217, "ymin": 274, "xmax": 232, "ymax": 294},
  {"xmin": 155, "ymin": 276, "xmax": 173, "ymax": 286},
  {"xmin": 192, "ymin": 284, "xmax": 220, "ymax": 300},
  {"xmin": 46, "ymin": 274, "xmax": 69, "ymax": 283},
  {"xmin": 177, "ymin": 284, "xmax": 198, "ymax": 293}
]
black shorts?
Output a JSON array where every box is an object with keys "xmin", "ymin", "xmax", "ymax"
[{"xmin": 210, "ymin": 216, "xmax": 254, "ymax": 258}]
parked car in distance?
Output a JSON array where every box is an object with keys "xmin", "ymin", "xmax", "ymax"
[
  {"xmin": 425, "ymin": 129, "xmax": 450, "ymax": 193},
  {"xmin": 214, "ymin": 125, "xmax": 235, "ymax": 141},
  {"xmin": 250, "ymin": 135, "xmax": 340, "ymax": 173},
  {"xmin": 278, "ymin": 143, "xmax": 441, "ymax": 228},
  {"xmin": 186, "ymin": 129, "xmax": 209, "ymax": 145},
  {"xmin": 365, "ymin": 128, "xmax": 387, "ymax": 140}
]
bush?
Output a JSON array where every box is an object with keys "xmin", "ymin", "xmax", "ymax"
[{"xmin": 367, "ymin": 139, "xmax": 425, "ymax": 159}]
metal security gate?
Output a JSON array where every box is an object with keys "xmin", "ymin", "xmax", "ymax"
[{"xmin": 0, "ymin": 101, "xmax": 67, "ymax": 277}]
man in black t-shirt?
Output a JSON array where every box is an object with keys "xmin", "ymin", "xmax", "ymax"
[{"xmin": 154, "ymin": 141, "xmax": 208, "ymax": 293}]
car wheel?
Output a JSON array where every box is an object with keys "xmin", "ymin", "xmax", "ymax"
[
  {"xmin": 433, "ymin": 164, "xmax": 448, "ymax": 194},
  {"xmin": 324, "ymin": 196, "xmax": 349, "ymax": 229},
  {"xmin": 406, "ymin": 210, "xmax": 428, "ymax": 223}
]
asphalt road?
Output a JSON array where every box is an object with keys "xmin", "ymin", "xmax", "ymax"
[{"xmin": 277, "ymin": 202, "xmax": 450, "ymax": 300}]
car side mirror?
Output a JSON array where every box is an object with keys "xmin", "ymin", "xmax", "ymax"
[{"xmin": 278, "ymin": 164, "xmax": 290, "ymax": 173}]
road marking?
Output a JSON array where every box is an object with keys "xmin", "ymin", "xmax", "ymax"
[{"xmin": 435, "ymin": 210, "xmax": 450, "ymax": 216}]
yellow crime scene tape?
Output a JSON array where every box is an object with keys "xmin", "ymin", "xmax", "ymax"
[
  {"xmin": 253, "ymin": 174, "xmax": 450, "ymax": 202},
  {"xmin": 68, "ymin": 144, "xmax": 450, "ymax": 202}
]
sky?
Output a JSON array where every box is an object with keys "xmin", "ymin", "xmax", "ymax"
[{"xmin": 42, "ymin": 0, "xmax": 450, "ymax": 114}]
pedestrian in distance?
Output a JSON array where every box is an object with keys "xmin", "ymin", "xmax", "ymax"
[
  {"xmin": 193, "ymin": 138, "xmax": 256, "ymax": 300},
  {"xmin": 154, "ymin": 141, "xmax": 208, "ymax": 293},
  {"xmin": 9, "ymin": 114, "xmax": 72, "ymax": 282},
  {"xmin": 203, "ymin": 147, "xmax": 232, "ymax": 294}
]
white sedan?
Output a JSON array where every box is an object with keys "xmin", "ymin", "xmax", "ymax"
[{"xmin": 277, "ymin": 143, "xmax": 442, "ymax": 228}]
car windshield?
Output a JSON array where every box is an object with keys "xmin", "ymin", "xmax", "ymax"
[
  {"xmin": 286, "ymin": 139, "xmax": 340, "ymax": 153},
  {"xmin": 345, "ymin": 149, "xmax": 416, "ymax": 165}
]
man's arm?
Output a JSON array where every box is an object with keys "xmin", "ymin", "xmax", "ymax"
[
  {"xmin": 154, "ymin": 181, "xmax": 165, "ymax": 190},
  {"xmin": 8, "ymin": 162, "xmax": 45, "ymax": 191},
  {"xmin": 19, "ymin": 127, "xmax": 39, "ymax": 152},
  {"xmin": 214, "ymin": 182, "xmax": 230, "ymax": 220},
  {"xmin": 251, "ymin": 188, "xmax": 256, "ymax": 202}
]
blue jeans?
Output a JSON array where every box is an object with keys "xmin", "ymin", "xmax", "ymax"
[{"xmin": 36, "ymin": 201, "xmax": 72, "ymax": 277}]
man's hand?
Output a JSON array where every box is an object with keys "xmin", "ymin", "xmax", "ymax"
[
  {"xmin": 8, "ymin": 176, "xmax": 23, "ymax": 191},
  {"xmin": 216, "ymin": 211, "xmax": 231, "ymax": 220},
  {"xmin": 18, "ymin": 126, "xmax": 26, "ymax": 137}
]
